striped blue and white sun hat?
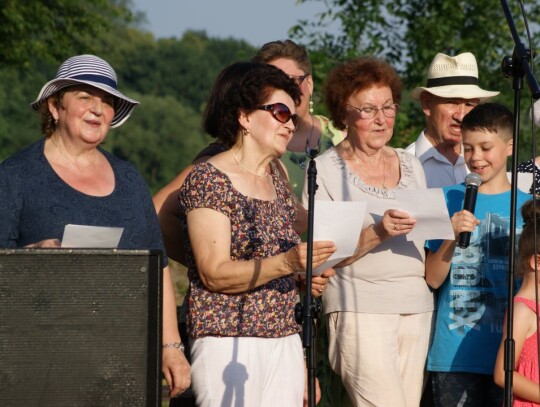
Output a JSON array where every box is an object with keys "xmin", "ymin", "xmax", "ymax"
[{"xmin": 31, "ymin": 54, "xmax": 139, "ymax": 128}]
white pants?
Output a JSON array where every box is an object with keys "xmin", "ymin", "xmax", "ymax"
[
  {"xmin": 190, "ymin": 334, "xmax": 304, "ymax": 407},
  {"xmin": 327, "ymin": 311, "xmax": 433, "ymax": 407}
]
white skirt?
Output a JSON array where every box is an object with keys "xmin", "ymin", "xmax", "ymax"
[{"xmin": 190, "ymin": 334, "xmax": 305, "ymax": 407}]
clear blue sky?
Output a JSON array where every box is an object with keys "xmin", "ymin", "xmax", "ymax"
[{"xmin": 131, "ymin": 0, "xmax": 332, "ymax": 47}]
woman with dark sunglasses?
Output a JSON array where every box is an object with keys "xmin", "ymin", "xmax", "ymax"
[
  {"xmin": 177, "ymin": 62, "xmax": 336, "ymax": 407},
  {"xmin": 252, "ymin": 39, "xmax": 345, "ymax": 199},
  {"xmin": 153, "ymin": 40, "xmax": 339, "ymax": 261},
  {"xmin": 307, "ymin": 57, "xmax": 434, "ymax": 407}
]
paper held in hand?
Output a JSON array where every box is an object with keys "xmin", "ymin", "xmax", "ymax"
[
  {"xmin": 311, "ymin": 200, "xmax": 367, "ymax": 276},
  {"xmin": 393, "ymin": 188, "xmax": 454, "ymax": 242},
  {"xmin": 61, "ymin": 224, "xmax": 124, "ymax": 248}
]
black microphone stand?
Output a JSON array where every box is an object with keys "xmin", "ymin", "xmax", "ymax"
[
  {"xmin": 295, "ymin": 149, "xmax": 320, "ymax": 407},
  {"xmin": 500, "ymin": 1, "xmax": 540, "ymax": 406}
]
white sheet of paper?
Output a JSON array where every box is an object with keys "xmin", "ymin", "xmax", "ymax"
[
  {"xmin": 311, "ymin": 200, "xmax": 367, "ymax": 275},
  {"xmin": 61, "ymin": 224, "xmax": 124, "ymax": 248},
  {"xmin": 394, "ymin": 189, "xmax": 454, "ymax": 242},
  {"xmin": 507, "ymin": 171, "xmax": 533, "ymax": 193}
]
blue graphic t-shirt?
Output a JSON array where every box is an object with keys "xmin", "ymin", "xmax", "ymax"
[{"xmin": 426, "ymin": 183, "xmax": 530, "ymax": 374}]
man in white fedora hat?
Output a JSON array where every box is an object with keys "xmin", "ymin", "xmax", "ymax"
[
  {"xmin": 406, "ymin": 52, "xmax": 499, "ymax": 188},
  {"xmin": 406, "ymin": 52, "xmax": 499, "ymax": 407}
]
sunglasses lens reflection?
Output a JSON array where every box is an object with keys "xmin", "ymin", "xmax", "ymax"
[
  {"xmin": 274, "ymin": 104, "xmax": 298, "ymax": 129},
  {"xmin": 258, "ymin": 103, "xmax": 297, "ymax": 130},
  {"xmin": 274, "ymin": 105, "xmax": 290, "ymax": 123}
]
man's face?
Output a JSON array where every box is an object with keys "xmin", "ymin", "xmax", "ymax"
[{"xmin": 421, "ymin": 93, "xmax": 480, "ymax": 146}]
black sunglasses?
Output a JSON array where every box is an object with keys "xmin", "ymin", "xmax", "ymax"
[{"xmin": 258, "ymin": 103, "xmax": 299, "ymax": 131}]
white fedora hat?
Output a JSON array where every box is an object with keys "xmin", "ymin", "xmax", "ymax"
[
  {"xmin": 31, "ymin": 54, "xmax": 139, "ymax": 128},
  {"xmin": 410, "ymin": 52, "xmax": 499, "ymax": 101}
]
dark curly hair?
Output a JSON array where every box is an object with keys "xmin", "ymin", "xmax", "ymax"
[
  {"xmin": 252, "ymin": 39, "xmax": 311, "ymax": 75},
  {"xmin": 324, "ymin": 57, "xmax": 403, "ymax": 130},
  {"xmin": 203, "ymin": 62, "xmax": 301, "ymax": 147}
]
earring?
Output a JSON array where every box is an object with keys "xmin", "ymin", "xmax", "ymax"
[
  {"xmin": 54, "ymin": 119, "xmax": 58, "ymax": 126},
  {"xmin": 243, "ymin": 128, "xmax": 249, "ymax": 136},
  {"xmin": 309, "ymin": 96, "xmax": 314, "ymax": 115}
]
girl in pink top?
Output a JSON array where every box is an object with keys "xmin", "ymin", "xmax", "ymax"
[{"xmin": 494, "ymin": 198, "xmax": 540, "ymax": 406}]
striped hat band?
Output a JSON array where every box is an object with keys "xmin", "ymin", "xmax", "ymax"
[{"xmin": 31, "ymin": 54, "xmax": 139, "ymax": 128}]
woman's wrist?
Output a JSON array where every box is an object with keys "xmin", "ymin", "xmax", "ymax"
[
  {"xmin": 163, "ymin": 341, "xmax": 185, "ymax": 352},
  {"xmin": 372, "ymin": 222, "xmax": 386, "ymax": 241}
]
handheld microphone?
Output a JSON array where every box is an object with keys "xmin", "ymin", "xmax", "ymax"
[{"xmin": 457, "ymin": 172, "xmax": 482, "ymax": 249}]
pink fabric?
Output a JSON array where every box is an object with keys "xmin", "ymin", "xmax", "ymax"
[{"xmin": 513, "ymin": 296, "xmax": 540, "ymax": 407}]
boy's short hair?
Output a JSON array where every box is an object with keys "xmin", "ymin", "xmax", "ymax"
[{"xmin": 461, "ymin": 103, "xmax": 513, "ymax": 141}]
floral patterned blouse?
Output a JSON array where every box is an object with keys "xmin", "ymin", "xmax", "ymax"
[{"xmin": 178, "ymin": 161, "xmax": 302, "ymax": 339}]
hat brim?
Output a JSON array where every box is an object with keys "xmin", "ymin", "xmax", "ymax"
[
  {"xmin": 30, "ymin": 78, "xmax": 139, "ymax": 128},
  {"xmin": 410, "ymin": 85, "xmax": 499, "ymax": 102}
]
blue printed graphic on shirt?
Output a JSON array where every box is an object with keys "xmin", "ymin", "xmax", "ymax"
[{"xmin": 426, "ymin": 183, "xmax": 529, "ymax": 374}]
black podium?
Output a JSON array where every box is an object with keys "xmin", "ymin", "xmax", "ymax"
[{"xmin": 0, "ymin": 249, "xmax": 163, "ymax": 407}]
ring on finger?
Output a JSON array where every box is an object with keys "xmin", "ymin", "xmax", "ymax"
[{"xmin": 394, "ymin": 224, "xmax": 398, "ymax": 230}]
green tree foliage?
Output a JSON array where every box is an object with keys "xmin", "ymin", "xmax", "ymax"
[
  {"xmin": 105, "ymin": 30, "xmax": 255, "ymax": 112},
  {"xmin": 292, "ymin": 0, "xmax": 540, "ymax": 160},
  {"xmin": 0, "ymin": 65, "xmax": 51, "ymax": 158},
  {"xmin": 0, "ymin": 0, "xmax": 133, "ymax": 67}
]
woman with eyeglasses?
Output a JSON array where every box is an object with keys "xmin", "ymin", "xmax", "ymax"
[
  {"xmin": 154, "ymin": 40, "xmax": 342, "ymax": 262},
  {"xmin": 177, "ymin": 61, "xmax": 336, "ymax": 407},
  {"xmin": 252, "ymin": 39, "xmax": 344, "ymax": 198},
  {"xmin": 306, "ymin": 57, "xmax": 434, "ymax": 407}
]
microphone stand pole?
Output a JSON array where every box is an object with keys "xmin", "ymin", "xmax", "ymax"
[
  {"xmin": 500, "ymin": 2, "xmax": 540, "ymax": 406},
  {"xmin": 295, "ymin": 152, "xmax": 320, "ymax": 407}
]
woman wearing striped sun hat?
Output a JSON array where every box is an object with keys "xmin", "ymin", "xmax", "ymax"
[{"xmin": 0, "ymin": 54, "xmax": 191, "ymax": 397}]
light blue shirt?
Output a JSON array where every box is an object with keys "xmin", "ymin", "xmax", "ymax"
[{"xmin": 406, "ymin": 131, "xmax": 468, "ymax": 188}]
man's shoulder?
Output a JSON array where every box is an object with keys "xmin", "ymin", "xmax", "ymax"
[
  {"xmin": 404, "ymin": 131, "xmax": 437, "ymax": 159},
  {"xmin": 405, "ymin": 131, "xmax": 426, "ymax": 151},
  {"xmin": 404, "ymin": 140, "xmax": 416, "ymax": 154}
]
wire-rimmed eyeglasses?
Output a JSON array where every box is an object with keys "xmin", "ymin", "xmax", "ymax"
[{"xmin": 346, "ymin": 103, "xmax": 399, "ymax": 119}]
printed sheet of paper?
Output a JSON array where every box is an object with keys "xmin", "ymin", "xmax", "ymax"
[
  {"xmin": 394, "ymin": 189, "xmax": 454, "ymax": 242},
  {"xmin": 311, "ymin": 200, "xmax": 367, "ymax": 275},
  {"xmin": 61, "ymin": 224, "xmax": 124, "ymax": 248}
]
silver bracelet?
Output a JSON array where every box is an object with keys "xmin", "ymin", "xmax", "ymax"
[{"xmin": 162, "ymin": 342, "xmax": 185, "ymax": 352}]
